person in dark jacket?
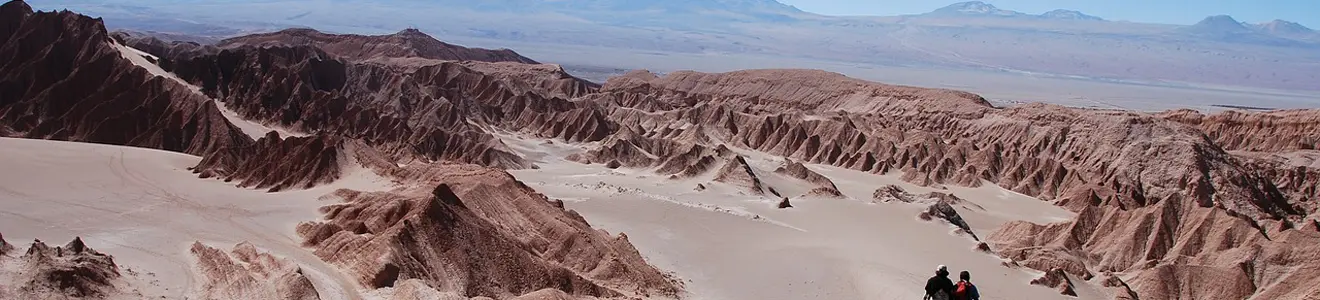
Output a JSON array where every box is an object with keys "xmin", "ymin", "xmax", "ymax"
[
  {"xmin": 924, "ymin": 265, "xmax": 955, "ymax": 300},
  {"xmin": 956, "ymin": 270, "xmax": 981, "ymax": 300}
]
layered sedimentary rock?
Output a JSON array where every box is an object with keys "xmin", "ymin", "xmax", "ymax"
[
  {"xmin": 190, "ymin": 242, "xmax": 320, "ymax": 300},
  {"xmin": 1030, "ymin": 268, "xmax": 1078, "ymax": 296},
  {"xmin": 298, "ymin": 163, "xmax": 680, "ymax": 299},
  {"xmin": 569, "ymin": 68, "xmax": 1320, "ymax": 299},
  {"xmin": 0, "ymin": 0, "xmax": 252, "ymax": 155},
  {"xmin": 149, "ymin": 44, "xmax": 621, "ymax": 168},
  {"xmin": 872, "ymin": 185, "xmax": 916, "ymax": 203},
  {"xmin": 713, "ymin": 155, "xmax": 771, "ymax": 195},
  {"xmin": 567, "ymin": 128, "xmax": 733, "ymax": 179},
  {"xmin": 219, "ymin": 28, "xmax": 538, "ymax": 64},
  {"xmin": 0, "ymin": 232, "xmax": 11, "ymax": 256},
  {"xmin": 192, "ymin": 133, "xmax": 346, "ymax": 192},
  {"xmin": 0, "ymin": 237, "xmax": 121, "ymax": 299},
  {"xmin": 458, "ymin": 61, "xmax": 600, "ymax": 99},
  {"xmin": 775, "ymin": 160, "xmax": 842, "ymax": 197},
  {"xmin": 1159, "ymin": 109, "xmax": 1320, "ymax": 152},
  {"xmin": 875, "ymin": 185, "xmax": 980, "ymax": 240}
]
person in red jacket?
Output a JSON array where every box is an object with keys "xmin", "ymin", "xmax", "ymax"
[{"xmin": 953, "ymin": 270, "xmax": 981, "ymax": 300}]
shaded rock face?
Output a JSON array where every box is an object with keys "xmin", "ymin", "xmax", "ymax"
[
  {"xmin": 925, "ymin": 199, "xmax": 978, "ymax": 241},
  {"xmin": 1159, "ymin": 109, "xmax": 1320, "ymax": 152},
  {"xmin": 190, "ymin": 242, "xmax": 320, "ymax": 300},
  {"xmin": 0, "ymin": 236, "xmax": 121, "ymax": 299},
  {"xmin": 774, "ymin": 160, "xmax": 842, "ymax": 197},
  {"xmin": 149, "ymin": 45, "xmax": 618, "ymax": 169},
  {"xmin": 0, "ymin": 1, "xmax": 253, "ymax": 156},
  {"xmin": 1100, "ymin": 274, "xmax": 1140, "ymax": 300},
  {"xmin": 0, "ymin": 232, "xmax": 12, "ymax": 256},
  {"xmin": 219, "ymin": 28, "xmax": 539, "ymax": 64},
  {"xmin": 297, "ymin": 163, "xmax": 679, "ymax": 299},
  {"xmin": 713, "ymin": 155, "xmax": 769, "ymax": 195},
  {"xmin": 1129, "ymin": 265, "xmax": 1256, "ymax": 300},
  {"xmin": 192, "ymin": 133, "xmax": 345, "ymax": 192},
  {"xmin": 777, "ymin": 197, "xmax": 793, "ymax": 209},
  {"xmin": 1029, "ymin": 268, "xmax": 1077, "ymax": 297}
]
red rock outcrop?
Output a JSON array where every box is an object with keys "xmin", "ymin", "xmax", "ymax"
[
  {"xmin": 0, "ymin": 0, "xmax": 253, "ymax": 155},
  {"xmin": 190, "ymin": 242, "xmax": 321, "ymax": 300},
  {"xmin": 458, "ymin": 61, "xmax": 600, "ymax": 99},
  {"xmin": 0, "ymin": 232, "xmax": 12, "ymax": 256},
  {"xmin": 713, "ymin": 155, "xmax": 772, "ymax": 195},
  {"xmin": 0, "ymin": 237, "xmax": 121, "ymax": 299},
  {"xmin": 219, "ymin": 28, "xmax": 538, "ymax": 64},
  {"xmin": 1100, "ymin": 274, "xmax": 1140, "ymax": 300},
  {"xmin": 775, "ymin": 160, "xmax": 843, "ymax": 197},
  {"xmin": 297, "ymin": 163, "xmax": 680, "ymax": 299},
  {"xmin": 1029, "ymin": 268, "xmax": 1078, "ymax": 297},
  {"xmin": 192, "ymin": 133, "xmax": 346, "ymax": 192},
  {"xmin": 872, "ymin": 185, "xmax": 915, "ymax": 203},
  {"xmin": 151, "ymin": 45, "xmax": 620, "ymax": 168},
  {"xmin": 1159, "ymin": 109, "xmax": 1320, "ymax": 152}
]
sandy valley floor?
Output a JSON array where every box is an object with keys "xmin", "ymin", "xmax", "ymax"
[
  {"xmin": 0, "ymin": 137, "xmax": 391, "ymax": 300},
  {"xmin": 500, "ymin": 133, "xmax": 1108, "ymax": 300}
]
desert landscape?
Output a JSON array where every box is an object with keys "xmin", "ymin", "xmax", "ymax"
[{"xmin": 3, "ymin": 0, "xmax": 1320, "ymax": 299}]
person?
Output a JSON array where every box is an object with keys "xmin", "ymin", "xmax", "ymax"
[
  {"xmin": 924, "ymin": 265, "xmax": 955, "ymax": 300},
  {"xmin": 953, "ymin": 270, "xmax": 981, "ymax": 300}
]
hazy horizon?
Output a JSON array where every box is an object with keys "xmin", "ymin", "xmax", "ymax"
[
  {"xmin": 779, "ymin": 0, "xmax": 1320, "ymax": 28},
  {"xmin": 30, "ymin": 0, "xmax": 1320, "ymax": 110}
]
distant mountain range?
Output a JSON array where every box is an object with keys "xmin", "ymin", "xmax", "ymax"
[
  {"xmin": 919, "ymin": 2, "xmax": 1314, "ymax": 42},
  {"xmin": 921, "ymin": 1, "xmax": 1103, "ymax": 21},
  {"xmin": 1180, "ymin": 15, "xmax": 1316, "ymax": 45},
  {"xmin": 30, "ymin": 0, "xmax": 1320, "ymax": 91}
]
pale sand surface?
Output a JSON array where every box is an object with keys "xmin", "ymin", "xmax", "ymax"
[
  {"xmin": 503, "ymin": 133, "xmax": 1106, "ymax": 300},
  {"xmin": 0, "ymin": 137, "xmax": 389, "ymax": 300}
]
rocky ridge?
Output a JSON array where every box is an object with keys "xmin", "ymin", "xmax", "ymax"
[
  {"xmin": 219, "ymin": 28, "xmax": 539, "ymax": 64},
  {"xmin": 190, "ymin": 242, "xmax": 321, "ymax": 300},
  {"xmin": 0, "ymin": 0, "xmax": 253, "ymax": 156},
  {"xmin": 774, "ymin": 160, "xmax": 843, "ymax": 197},
  {"xmin": 148, "ymin": 45, "xmax": 615, "ymax": 169},
  {"xmin": 297, "ymin": 161, "xmax": 681, "ymax": 299},
  {"xmin": 0, "ymin": 235, "xmax": 122, "ymax": 299}
]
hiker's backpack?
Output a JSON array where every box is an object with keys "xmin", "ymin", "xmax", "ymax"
[{"xmin": 953, "ymin": 281, "xmax": 971, "ymax": 300}]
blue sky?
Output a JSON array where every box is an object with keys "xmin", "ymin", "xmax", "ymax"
[{"xmin": 777, "ymin": 0, "xmax": 1319, "ymax": 28}]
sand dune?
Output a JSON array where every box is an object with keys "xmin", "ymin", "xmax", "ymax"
[{"xmin": 0, "ymin": 137, "xmax": 390, "ymax": 299}]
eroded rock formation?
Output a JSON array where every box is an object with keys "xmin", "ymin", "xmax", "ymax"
[
  {"xmin": 775, "ymin": 160, "xmax": 843, "ymax": 197},
  {"xmin": 192, "ymin": 133, "xmax": 346, "ymax": 192},
  {"xmin": 148, "ymin": 44, "xmax": 623, "ymax": 169},
  {"xmin": 1029, "ymin": 268, "xmax": 1078, "ymax": 297},
  {"xmin": 568, "ymin": 68, "xmax": 1320, "ymax": 299},
  {"xmin": 0, "ymin": 232, "xmax": 12, "ymax": 256},
  {"xmin": 0, "ymin": 0, "xmax": 252, "ymax": 155},
  {"xmin": 297, "ymin": 162, "xmax": 680, "ymax": 299},
  {"xmin": 0, "ymin": 236, "xmax": 121, "ymax": 299},
  {"xmin": 190, "ymin": 242, "xmax": 320, "ymax": 300},
  {"xmin": 713, "ymin": 155, "xmax": 771, "ymax": 195}
]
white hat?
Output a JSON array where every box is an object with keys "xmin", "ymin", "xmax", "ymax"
[{"xmin": 937, "ymin": 265, "xmax": 947, "ymax": 272}]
